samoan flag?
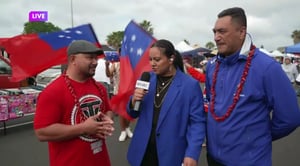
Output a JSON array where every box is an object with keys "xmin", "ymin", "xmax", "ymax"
[
  {"xmin": 1, "ymin": 24, "xmax": 102, "ymax": 82},
  {"xmin": 110, "ymin": 20, "xmax": 156, "ymax": 119}
]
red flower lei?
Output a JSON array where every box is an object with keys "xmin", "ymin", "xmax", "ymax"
[
  {"xmin": 210, "ymin": 45, "xmax": 256, "ymax": 122},
  {"xmin": 63, "ymin": 74, "xmax": 106, "ymax": 113}
]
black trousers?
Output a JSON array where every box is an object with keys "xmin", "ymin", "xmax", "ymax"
[{"xmin": 207, "ymin": 153, "xmax": 225, "ymax": 166}]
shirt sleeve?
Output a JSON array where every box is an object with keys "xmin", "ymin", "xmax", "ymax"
[
  {"xmin": 34, "ymin": 88, "xmax": 63, "ymax": 129},
  {"xmin": 185, "ymin": 79, "xmax": 206, "ymax": 161},
  {"xmin": 186, "ymin": 67, "xmax": 206, "ymax": 83},
  {"xmin": 265, "ymin": 62, "xmax": 300, "ymax": 141}
]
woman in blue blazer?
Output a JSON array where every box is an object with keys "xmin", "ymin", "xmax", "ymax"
[{"xmin": 127, "ymin": 39, "xmax": 206, "ymax": 166}]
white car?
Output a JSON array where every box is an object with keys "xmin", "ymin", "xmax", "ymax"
[
  {"xmin": 36, "ymin": 65, "xmax": 62, "ymax": 87},
  {"xmin": 36, "ymin": 59, "xmax": 111, "ymax": 89}
]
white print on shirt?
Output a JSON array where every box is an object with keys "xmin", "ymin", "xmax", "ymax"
[
  {"xmin": 71, "ymin": 94, "xmax": 104, "ymax": 142},
  {"xmin": 90, "ymin": 140, "xmax": 103, "ymax": 154}
]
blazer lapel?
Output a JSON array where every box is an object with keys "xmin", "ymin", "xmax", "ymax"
[
  {"xmin": 156, "ymin": 71, "xmax": 181, "ymax": 130},
  {"xmin": 145, "ymin": 75, "xmax": 156, "ymax": 121}
]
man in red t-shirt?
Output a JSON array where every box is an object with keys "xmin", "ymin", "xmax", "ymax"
[{"xmin": 34, "ymin": 40, "xmax": 114, "ymax": 166}]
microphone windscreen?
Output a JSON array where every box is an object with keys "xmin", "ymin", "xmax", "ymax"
[{"xmin": 140, "ymin": 72, "xmax": 150, "ymax": 82}]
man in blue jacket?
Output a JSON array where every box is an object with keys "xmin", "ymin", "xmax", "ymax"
[{"xmin": 205, "ymin": 7, "xmax": 300, "ymax": 166}]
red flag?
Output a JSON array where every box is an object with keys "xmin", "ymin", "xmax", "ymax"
[
  {"xmin": 0, "ymin": 38, "xmax": 8, "ymax": 46},
  {"xmin": 1, "ymin": 24, "xmax": 102, "ymax": 82},
  {"xmin": 110, "ymin": 20, "xmax": 156, "ymax": 119}
]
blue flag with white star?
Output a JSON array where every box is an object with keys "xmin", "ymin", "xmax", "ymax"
[{"xmin": 39, "ymin": 24, "xmax": 99, "ymax": 50}]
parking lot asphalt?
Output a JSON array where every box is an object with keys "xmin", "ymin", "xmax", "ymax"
[{"xmin": 0, "ymin": 113, "xmax": 300, "ymax": 166}]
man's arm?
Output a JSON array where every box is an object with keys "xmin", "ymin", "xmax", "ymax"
[
  {"xmin": 105, "ymin": 61, "xmax": 115, "ymax": 77},
  {"xmin": 265, "ymin": 62, "xmax": 300, "ymax": 140},
  {"xmin": 35, "ymin": 113, "xmax": 114, "ymax": 142}
]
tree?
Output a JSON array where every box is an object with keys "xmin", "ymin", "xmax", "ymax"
[
  {"xmin": 106, "ymin": 20, "xmax": 154, "ymax": 49},
  {"xmin": 106, "ymin": 31, "xmax": 124, "ymax": 49},
  {"xmin": 139, "ymin": 20, "xmax": 154, "ymax": 35},
  {"xmin": 205, "ymin": 41, "xmax": 215, "ymax": 49},
  {"xmin": 291, "ymin": 30, "xmax": 300, "ymax": 44},
  {"xmin": 23, "ymin": 22, "xmax": 61, "ymax": 34}
]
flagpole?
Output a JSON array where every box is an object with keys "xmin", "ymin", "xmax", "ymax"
[
  {"xmin": 70, "ymin": 0, "xmax": 74, "ymax": 27},
  {"xmin": 61, "ymin": 0, "xmax": 74, "ymax": 73}
]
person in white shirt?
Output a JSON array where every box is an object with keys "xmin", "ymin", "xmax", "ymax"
[
  {"xmin": 281, "ymin": 56, "xmax": 298, "ymax": 83},
  {"xmin": 105, "ymin": 48, "xmax": 133, "ymax": 142}
]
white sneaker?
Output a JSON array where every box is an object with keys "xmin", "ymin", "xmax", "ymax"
[
  {"xmin": 118, "ymin": 131, "xmax": 127, "ymax": 141},
  {"xmin": 125, "ymin": 127, "xmax": 133, "ymax": 138}
]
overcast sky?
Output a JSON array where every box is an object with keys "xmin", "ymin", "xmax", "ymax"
[{"xmin": 0, "ymin": 0, "xmax": 299, "ymax": 51}]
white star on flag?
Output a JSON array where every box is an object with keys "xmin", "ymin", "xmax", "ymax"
[
  {"xmin": 131, "ymin": 34, "xmax": 136, "ymax": 42},
  {"xmin": 137, "ymin": 48, "xmax": 143, "ymax": 56},
  {"xmin": 120, "ymin": 20, "xmax": 156, "ymax": 69}
]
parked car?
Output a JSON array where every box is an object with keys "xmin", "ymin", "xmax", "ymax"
[
  {"xmin": 0, "ymin": 50, "xmax": 32, "ymax": 89},
  {"xmin": 35, "ymin": 59, "xmax": 112, "ymax": 91},
  {"xmin": 36, "ymin": 65, "xmax": 62, "ymax": 87}
]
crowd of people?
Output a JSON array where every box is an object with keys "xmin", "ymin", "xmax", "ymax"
[
  {"xmin": 105, "ymin": 48, "xmax": 133, "ymax": 142},
  {"xmin": 33, "ymin": 7, "xmax": 300, "ymax": 166},
  {"xmin": 275, "ymin": 54, "xmax": 300, "ymax": 95}
]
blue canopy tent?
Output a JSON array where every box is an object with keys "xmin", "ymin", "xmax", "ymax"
[
  {"xmin": 180, "ymin": 47, "xmax": 211, "ymax": 68},
  {"xmin": 180, "ymin": 47, "xmax": 211, "ymax": 57},
  {"xmin": 285, "ymin": 43, "xmax": 300, "ymax": 54},
  {"xmin": 104, "ymin": 51, "xmax": 119, "ymax": 62}
]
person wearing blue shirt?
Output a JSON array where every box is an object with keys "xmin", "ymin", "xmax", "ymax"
[{"xmin": 205, "ymin": 7, "xmax": 300, "ymax": 166}]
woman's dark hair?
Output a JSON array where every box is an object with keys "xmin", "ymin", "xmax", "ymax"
[
  {"xmin": 174, "ymin": 50, "xmax": 184, "ymax": 72},
  {"xmin": 151, "ymin": 39, "xmax": 184, "ymax": 72}
]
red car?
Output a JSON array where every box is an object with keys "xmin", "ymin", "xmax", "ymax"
[{"xmin": 0, "ymin": 49, "xmax": 31, "ymax": 89}]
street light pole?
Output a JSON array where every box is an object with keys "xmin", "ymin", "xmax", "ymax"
[{"xmin": 70, "ymin": 0, "xmax": 74, "ymax": 27}]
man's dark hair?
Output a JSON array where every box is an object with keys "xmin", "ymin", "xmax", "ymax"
[{"xmin": 218, "ymin": 7, "xmax": 247, "ymax": 27}]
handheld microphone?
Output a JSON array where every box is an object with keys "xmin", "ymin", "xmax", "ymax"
[{"xmin": 133, "ymin": 72, "xmax": 150, "ymax": 111}]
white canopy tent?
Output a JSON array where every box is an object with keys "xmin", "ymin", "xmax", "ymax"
[
  {"xmin": 175, "ymin": 41, "xmax": 194, "ymax": 52},
  {"xmin": 270, "ymin": 50, "xmax": 285, "ymax": 57}
]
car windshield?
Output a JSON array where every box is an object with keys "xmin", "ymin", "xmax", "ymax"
[
  {"xmin": 51, "ymin": 65, "xmax": 61, "ymax": 69},
  {"xmin": 0, "ymin": 59, "xmax": 11, "ymax": 74}
]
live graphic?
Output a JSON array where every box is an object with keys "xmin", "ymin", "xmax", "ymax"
[{"xmin": 29, "ymin": 11, "xmax": 48, "ymax": 22}]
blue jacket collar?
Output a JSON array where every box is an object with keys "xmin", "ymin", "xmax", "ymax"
[{"xmin": 216, "ymin": 33, "xmax": 253, "ymax": 65}]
